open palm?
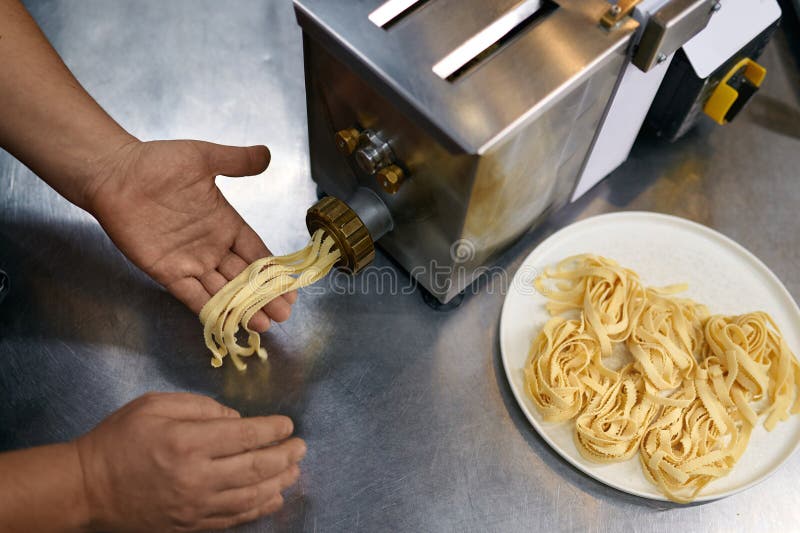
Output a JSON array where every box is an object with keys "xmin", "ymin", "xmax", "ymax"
[{"xmin": 88, "ymin": 139, "xmax": 294, "ymax": 331}]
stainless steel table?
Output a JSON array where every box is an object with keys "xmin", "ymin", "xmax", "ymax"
[{"xmin": 2, "ymin": 1, "xmax": 799, "ymax": 531}]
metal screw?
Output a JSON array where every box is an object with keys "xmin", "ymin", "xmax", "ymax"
[
  {"xmin": 657, "ymin": 54, "xmax": 667, "ymax": 64},
  {"xmin": 609, "ymin": 4, "xmax": 621, "ymax": 16}
]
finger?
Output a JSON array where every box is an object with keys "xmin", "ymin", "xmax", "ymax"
[
  {"xmin": 201, "ymin": 142, "xmax": 271, "ymax": 177},
  {"xmin": 211, "ymin": 438, "xmax": 306, "ymax": 490},
  {"xmin": 263, "ymin": 295, "xmax": 292, "ymax": 324},
  {"xmin": 166, "ymin": 277, "xmax": 212, "ymax": 316},
  {"xmin": 217, "ymin": 251, "xmax": 257, "ymax": 282},
  {"xmin": 216, "ymin": 253, "xmax": 273, "ymax": 333},
  {"xmin": 181, "ymin": 415, "xmax": 295, "ymax": 458},
  {"xmin": 283, "ymin": 289, "xmax": 298, "ymax": 305},
  {"xmin": 136, "ymin": 392, "xmax": 240, "ymax": 420},
  {"xmin": 246, "ymin": 311, "xmax": 271, "ymax": 333},
  {"xmin": 195, "ymin": 494, "xmax": 284, "ymax": 530},
  {"xmin": 207, "ymin": 464, "xmax": 300, "ymax": 516},
  {"xmin": 198, "ymin": 269, "xmax": 228, "ymax": 297},
  {"xmin": 232, "ymin": 224, "xmax": 271, "ymax": 264}
]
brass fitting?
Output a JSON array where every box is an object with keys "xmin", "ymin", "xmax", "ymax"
[
  {"xmin": 376, "ymin": 165, "xmax": 405, "ymax": 194},
  {"xmin": 600, "ymin": 0, "xmax": 639, "ymax": 28},
  {"xmin": 306, "ymin": 196, "xmax": 375, "ymax": 273},
  {"xmin": 334, "ymin": 128, "xmax": 361, "ymax": 155}
]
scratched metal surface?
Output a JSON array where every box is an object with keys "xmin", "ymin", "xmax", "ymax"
[{"xmin": 1, "ymin": 1, "xmax": 799, "ymax": 531}]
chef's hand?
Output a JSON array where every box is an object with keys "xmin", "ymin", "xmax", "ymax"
[
  {"xmin": 1, "ymin": 1, "xmax": 295, "ymax": 329},
  {"xmin": 85, "ymin": 139, "xmax": 296, "ymax": 332},
  {"xmin": 76, "ymin": 392, "xmax": 306, "ymax": 532}
]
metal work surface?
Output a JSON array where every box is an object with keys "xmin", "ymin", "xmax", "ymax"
[{"xmin": 1, "ymin": 1, "xmax": 799, "ymax": 531}]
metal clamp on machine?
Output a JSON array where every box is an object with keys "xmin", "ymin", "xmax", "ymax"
[{"xmin": 631, "ymin": 0, "xmax": 716, "ymax": 71}]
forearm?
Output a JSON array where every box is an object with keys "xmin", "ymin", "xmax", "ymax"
[
  {"xmin": 0, "ymin": 441, "xmax": 90, "ymax": 532},
  {"xmin": 0, "ymin": 0, "xmax": 136, "ymax": 210}
]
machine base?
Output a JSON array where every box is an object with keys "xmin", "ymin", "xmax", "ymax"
[{"xmin": 421, "ymin": 287, "xmax": 465, "ymax": 311}]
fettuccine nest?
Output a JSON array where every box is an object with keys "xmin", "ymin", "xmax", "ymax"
[{"xmin": 525, "ymin": 255, "xmax": 800, "ymax": 502}]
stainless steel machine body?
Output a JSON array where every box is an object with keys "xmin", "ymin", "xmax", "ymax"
[
  {"xmin": 295, "ymin": 0, "xmax": 780, "ymax": 303},
  {"xmin": 295, "ymin": 0, "xmax": 638, "ymax": 303}
]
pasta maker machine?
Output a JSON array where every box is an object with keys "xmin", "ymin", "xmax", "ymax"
[{"xmin": 295, "ymin": 0, "xmax": 782, "ymax": 304}]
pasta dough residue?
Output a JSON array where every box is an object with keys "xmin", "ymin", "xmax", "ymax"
[
  {"xmin": 525, "ymin": 254, "xmax": 800, "ymax": 502},
  {"xmin": 200, "ymin": 229, "xmax": 340, "ymax": 371}
]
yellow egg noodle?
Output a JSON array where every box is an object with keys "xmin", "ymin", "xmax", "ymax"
[
  {"xmin": 524, "ymin": 317, "xmax": 613, "ymax": 422},
  {"xmin": 525, "ymin": 254, "xmax": 800, "ymax": 502},
  {"xmin": 575, "ymin": 364, "xmax": 658, "ymax": 462},
  {"xmin": 200, "ymin": 230, "xmax": 340, "ymax": 371},
  {"xmin": 533, "ymin": 255, "xmax": 646, "ymax": 356}
]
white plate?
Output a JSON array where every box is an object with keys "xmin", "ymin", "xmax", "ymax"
[{"xmin": 499, "ymin": 211, "xmax": 800, "ymax": 502}]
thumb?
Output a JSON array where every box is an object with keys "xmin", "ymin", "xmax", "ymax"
[{"xmin": 201, "ymin": 142, "xmax": 271, "ymax": 177}]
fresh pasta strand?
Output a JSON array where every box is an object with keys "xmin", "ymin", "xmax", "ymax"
[
  {"xmin": 639, "ymin": 393, "xmax": 751, "ymax": 503},
  {"xmin": 534, "ymin": 255, "xmax": 646, "ymax": 357},
  {"xmin": 524, "ymin": 254, "xmax": 800, "ymax": 502},
  {"xmin": 574, "ymin": 364, "xmax": 658, "ymax": 462},
  {"xmin": 703, "ymin": 312, "xmax": 800, "ymax": 430},
  {"xmin": 626, "ymin": 289, "xmax": 708, "ymax": 391},
  {"xmin": 524, "ymin": 317, "xmax": 615, "ymax": 422},
  {"xmin": 199, "ymin": 229, "xmax": 340, "ymax": 371}
]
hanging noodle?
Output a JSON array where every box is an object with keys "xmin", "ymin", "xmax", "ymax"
[
  {"xmin": 525, "ymin": 254, "xmax": 800, "ymax": 502},
  {"xmin": 199, "ymin": 229, "xmax": 340, "ymax": 371}
]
